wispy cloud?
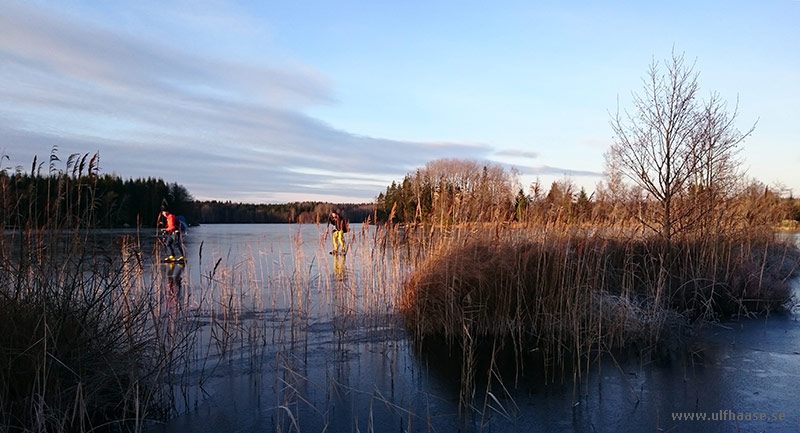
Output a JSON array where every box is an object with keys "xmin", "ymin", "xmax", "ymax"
[
  {"xmin": 0, "ymin": 2, "xmax": 492, "ymax": 202},
  {"xmin": 495, "ymin": 149, "xmax": 540, "ymax": 159},
  {"xmin": 519, "ymin": 165, "xmax": 604, "ymax": 178},
  {"xmin": 0, "ymin": 2, "xmax": 330, "ymax": 108}
]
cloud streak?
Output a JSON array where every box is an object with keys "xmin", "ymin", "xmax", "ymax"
[
  {"xmin": 0, "ymin": 2, "xmax": 495, "ymax": 202},
  {"xmin": 520, "ymin": 165, "xmax": 604, "ymax": 178},
  {"xmin": 0, "ymin": 2, "xmax": 331, "ymax": 108},
  {"xmin": 495, "ymin": 149, "xmax": 540, "ymax": 159}
]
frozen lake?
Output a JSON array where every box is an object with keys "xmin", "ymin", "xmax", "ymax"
[{"xmin": 137, "ymin": 224, "xmax": 800, "ymax": 433}]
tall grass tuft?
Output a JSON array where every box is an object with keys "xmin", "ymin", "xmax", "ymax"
[
  {"xmin": 400, "ymin": 223, "xmax": 799, "ymax": 401},
  {"xmin": 0, "ymin": 152, "xmax": 178, "ymax": 432}
]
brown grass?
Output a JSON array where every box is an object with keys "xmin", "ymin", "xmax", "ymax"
[
  {"xmin": 0, "ymin": 232, "xmax": 177, "ymax": 433},
  {"xmin": 400, "ymin": 224, "xmax": 799, "ymax": 397}
]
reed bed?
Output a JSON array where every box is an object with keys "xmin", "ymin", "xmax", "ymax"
[
  {"xmin": 0, "ymin": 168, "xmax": 272, "ymax": 431},
  {"xmin": 400, "ymin": 222, "xmax": 800, "ymax": 400},
  {"xmin": 0, "ymin": 229, "xmax": 181, "ymax": 433}
]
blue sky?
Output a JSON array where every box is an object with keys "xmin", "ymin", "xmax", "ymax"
[{"xmin": 1, "ymin": 0, "xmax": 798, "ymax": 203}]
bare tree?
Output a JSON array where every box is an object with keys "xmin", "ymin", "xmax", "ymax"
[
  {"xmin": 422, "ymin": 158, "xmax": 514, "ymax": 224},
  {"xmin": 606, "ymin": 51, "xmax": 753, "ymax": 241},
  {"xmin": 690, "ymin": 93, "xmax": 755, "ymax": 235}
]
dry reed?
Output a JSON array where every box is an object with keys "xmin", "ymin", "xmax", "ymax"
[{"xmin": 399, "ymin": 222, "xmax": 799, "ymax": 403}]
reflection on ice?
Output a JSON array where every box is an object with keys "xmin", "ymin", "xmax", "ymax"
[{"xmin": 141, "ymin": 225, "xmax": 800, "ymax": 433}]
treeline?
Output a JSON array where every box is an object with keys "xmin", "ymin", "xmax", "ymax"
[
  {"xmin": 0, "ymin": 171, "xmax": 375, "ymax": 228},
  {"xmin": 0, "ymin": 151, "xmax": 375, "ymax": 228},
  {"xmin": 4, "ymin": 150, "xmax": 798, "ymax": 232},
  {"xmin": 377, "ymin": 159, "xmax": 515, "ymax": 224},
  {"xmin": 377, "ymin": 158, "xmax": 800, "ymax": 233},
  {"xmin": 0, "ymin": 149, "xmax": 194, "ymax": 229},
  {"xmin": 191, "ymin": 201, "xmax": 375, "ymax": 224},
  {"xmin": 0, "ymin": 171, "xmax": 193, "ymax": 229}
]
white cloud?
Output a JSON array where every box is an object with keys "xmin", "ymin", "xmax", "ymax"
[
  {"xmin": 0, "ymin": 2, "xmax": 493, "ymax": 202},
  {"xmin": 495, "ymin": 149, "xmax": 540, "ymax": 159}
]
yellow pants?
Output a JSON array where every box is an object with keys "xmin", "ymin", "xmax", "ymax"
[{"xmin": 333, "ymin": 230, "xmax": 345, "ymax": 252}]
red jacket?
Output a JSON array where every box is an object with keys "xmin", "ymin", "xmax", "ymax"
[{"xmin": 165, "ymin": 213, "xmax": 178, "ymax": 232}]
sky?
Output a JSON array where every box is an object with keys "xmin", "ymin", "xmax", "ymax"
[{"xmin": 0, "ymin": 0, "xmax": 798, "ymax": 203}]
